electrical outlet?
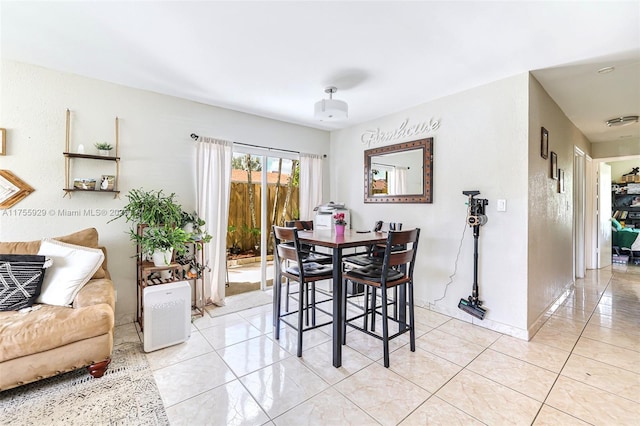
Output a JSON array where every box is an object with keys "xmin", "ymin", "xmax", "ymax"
[{"xmin": 497, "ymin": 199, "xmax": 507, "ymax": 212}]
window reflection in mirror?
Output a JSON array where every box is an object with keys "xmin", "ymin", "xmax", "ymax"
[{"xmin": 364, "ymin": 138, "xmax": 433, "ymax": 203}]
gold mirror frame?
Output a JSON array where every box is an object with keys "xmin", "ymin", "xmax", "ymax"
[
  {"xmin": 0, "ymin": 170, "xmax": 35, "ymax": 209},
  {"xmin": 364, "ymin": 138, "xmax": 433, "ymax": 203}
]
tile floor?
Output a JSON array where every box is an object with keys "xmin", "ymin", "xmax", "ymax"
[{"xmin": 114, "ymin": 264, "xmax": 640, "ymax": 425}]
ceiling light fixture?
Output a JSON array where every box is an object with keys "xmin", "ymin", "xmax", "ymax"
[
  {"xmin": 314, "ymin": 86, "xmax": 348, "ymax": 121},
  {"xmin": 606, "ymin": 116, "xmax": 639, "ymax": 127}
]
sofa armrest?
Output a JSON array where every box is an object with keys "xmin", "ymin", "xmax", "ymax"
[{"xmin": 73, "ymin": 279, "xmax": 115, "ymax": 312}]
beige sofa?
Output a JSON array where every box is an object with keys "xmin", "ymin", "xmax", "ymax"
[{"xmin": 0, "ymin": 228, "xmax": 115, "ymax": 391}]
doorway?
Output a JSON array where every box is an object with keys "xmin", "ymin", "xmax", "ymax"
[{"xmin": 226, "ymin": 147, "xmax": 300, "ymax": 294}]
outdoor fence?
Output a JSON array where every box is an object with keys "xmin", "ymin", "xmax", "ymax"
[{"xmin": 227, "ymin": 182, "xmax": 300, "ymax": 253}]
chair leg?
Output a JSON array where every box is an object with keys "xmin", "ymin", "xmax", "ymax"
[
  {"xmin": 297, "ymin": 281, "xmax": 305, "ymax": 357},
  {"xmin": 370, "ymin": 287, "xmax": 376, "ymax": 332},
  {"xmin": 342, "ymin": 278, "xmax": 347, "ymax": 345},
  {"xmin": 275, "ymin": 274, "xmax": 282, "ymax": 340},
  {"xmin": 311, "ymin": 282, "xmax": 316, "ymax": 326},
  {"xmin": 381, "ymin": 287, "xmax": 390, "ymax": 368},
  {"xmin": 362, "ymin": 284, "xmax": 369, "ymax": 331},
  {"xmin": 285, "ymin": 277, "xmax": 291, "ymax": 312},
  {"xmin": 408, "ymin": 281, "xmax": 415, "ymax": 352}
]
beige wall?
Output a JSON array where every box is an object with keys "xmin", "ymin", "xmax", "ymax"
[
  {"xmin": 591, "ymin": 139, "xmax": 640, "ymax": 159},
  {"xmin": 609, "ymin": 158, "xmax": 640, "ymax": 182},
  {"xmin": 330, "ymin": 74, "xmax": 531, "ymax": 337},
  {"xmin": 527, "ymin": 75, "xmax": 592, "ymax": 331},
  {"xmin": 0, "ymin": 60, "xmax": 330, "ymax": 324}
]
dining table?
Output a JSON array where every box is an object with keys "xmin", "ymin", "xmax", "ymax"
[{"xmin": 296, "ymin": 228, "xmax": 389, "ymax": 367}]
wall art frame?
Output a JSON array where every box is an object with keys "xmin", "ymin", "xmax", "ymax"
[
  {"xmin": 559, "ymin": 169, "xmax": 565, "ymax": 193},
  {"xmin": 540, "ymin": 127, "xmax": 549, "ymax": 159},
  {"xmin": 0, "ymin": 170, "xmax": 35, "ymax": 209},
  {"xmin": 0, "ymin": 128, "xmax": 6, "ymax": 155},
  {"xmin": 550, "ymin": 151, "xmax": 558, "ymax": 180}
]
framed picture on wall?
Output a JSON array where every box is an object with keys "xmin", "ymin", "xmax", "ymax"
[
  {"xmin": 540, "ymin": 127, "xmax": 549, "ymax": 159},
  {"xmin": 559, "ymin": 169, "xmax": 565, "ymax": 193},
  {"xmin": 550, "ymin": 151, "xmax": 558, "ymax": 179},
  {"xmin": 100, "ymin": 175, "xmax": 115, "ymax": 191},
  {"xmin": 0, "ymin": 128, "xmax": 6, "ymax": 156}
]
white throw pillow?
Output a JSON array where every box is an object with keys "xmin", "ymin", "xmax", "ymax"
[{"xmin": 36, "ymin": 238, "xmax": 105, "ymax": 306}]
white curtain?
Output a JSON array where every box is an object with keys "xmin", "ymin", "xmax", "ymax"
[
  {"xmin": 394, "ymin": 167, "xmax": 408, "ymax": 195},
  {"xmin": 299, "ymin": 154, "xmax": 323, "ymax": 220},
  {"xmin": 196, "ymin": 137, "xmax": 233, "ymax": 306}
]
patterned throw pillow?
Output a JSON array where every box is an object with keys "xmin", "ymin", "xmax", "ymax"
[{"xmin": 0, "ymin": 255, "xmax": 49, "ymax": 311}]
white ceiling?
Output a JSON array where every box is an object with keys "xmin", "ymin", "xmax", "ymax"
[{"xmin": 2, "ymin": 1, "xmax": 639, "ymax": 144}]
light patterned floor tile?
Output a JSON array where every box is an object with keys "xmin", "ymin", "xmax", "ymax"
[
  {"xmin": 386, "ymin": 347, "xmax": 462, "ymax": 394},
  {"xmin": 166, "ymin": 379, "xmax": 269, "ymax": 426},
  {"xmin": 297, "ymin": 340, "xmax": 373, "ymax": 385},
  {"xmin": 240, "ymin": 357, "xmax": 329, "ymax": 419},
  {"xmin": 467, "ymin": 349, "xmax": 557, "ymax": 401},
  {"xmin": 546, "ymin": 376, "xmax": 640, "ymax": 424},
  {"xmin": 436, "ymin": 318, "xmax": 502, "ymax": 347},
  {"xmin": 490, "ymin": 335, "xmax": 570, "ymax": 373},
  {"xmin": 582, "ymin": 322, "xmax": 640, "ymax": 352},
  {"xmin": 572, "ymin": 336, "xmax": 640, "ymax": 374},
  {"xmin": 530, "ymin": 324, "xmax": 580, "ymax": 351},
  {"xmin": 266, "ymin": 325, "xmax": 332, "ymax": 355},
  {"xmin": 413, "ymin": 307, "xmax": 452, "ymax": 328},
  {"xmin": 561, "ymin": 353, "xmax": 640, "ymax": 403},
  {"xmin": 200, "ymin": 319, "xmax": 263, "ymax": 349},
  {"xmin": 144, "ymin": 330, "xmax": 214, "ymax": 370},
  {"xmin": 540, "ymin": 315, "xmax": 587, "ymax": 335},
  {"xmin": 533, "ymin": 404, "xmax": 590, "ymax": 425},
  {"xmin": 416, "ymin": 329, "xmax": 485, "ymax": 366},
  {"xmin": 435, "ymin": 370, "xmax": 541, "ymax": 425},
  {"xmin": 335, "ymin": 363, "xmax": 430, "ymax": 426},
  {"xmin": 113, "ymin": 322, "xmax": 141, "ymax": 346},
  {"xmin": 218, "ymin": 335, "xmax": 291, "ymax": 377},
  {"xmin": 153, "ymin": 351, "xmax": 235, "ymax": 407},
  {"xmin": 399, "ymin": 396, "xmax": 484, "ymax": 425},
  {"xmin": 272, "ymin": 387, "xmax": 378, "ymax": 426},
  {"xmin": 551, "ymin": 305, "xmax": 592, "ymax": 323}
]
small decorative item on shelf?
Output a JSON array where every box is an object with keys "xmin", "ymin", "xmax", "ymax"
[
  {"xmin": 334, "ymin": 212, "xmax": 347, "ymax": 236},
  {"xmin": 73, "ymin": 178, "xmax": 96, "ymax": 191},
  {"xmin": 94, "ymin": 142, "xmax": 113, "ymax": 156}
]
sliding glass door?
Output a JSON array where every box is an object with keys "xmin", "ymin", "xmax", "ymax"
[{"xmin": 227, "ymin": 147, "xmax": 299, "ymax": 292}]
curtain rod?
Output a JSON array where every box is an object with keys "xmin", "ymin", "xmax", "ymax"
[
  {"xmin": 190, "ymin": 133, "xmax": 326, "ymax": 157},
  {"xmin": 373, "ymin": 161, "xmax": 410, "ymax": 169}
]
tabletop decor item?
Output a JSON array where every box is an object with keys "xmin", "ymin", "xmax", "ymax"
[{"xmin": 334, "ymin": 212, "xmax": 347, "ymax": 236}]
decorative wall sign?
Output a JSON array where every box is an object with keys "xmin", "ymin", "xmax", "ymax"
[
  {"xmin": 0, "ymin": 170, "xmax": 35, "ymax": 209},
  {"xmin": 550, "ymin": 151, "xmax": 558, "ymax": 180},
  {"xmin": 0, "ymin": 128, "xmax": 6, "ymax": 155},
  {"xmin": 559, "ymin": 169, "xmax": 565, "ymax": 193},
  {"xmin": 361, "ymin": 118, "xmax": 440, "ymax": 147},
  {"xmin": 541, "ymin": 127, "xmax": 549, "ymax": 159}
]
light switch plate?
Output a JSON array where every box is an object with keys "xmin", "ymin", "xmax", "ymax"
[{"xmin": 497, "ymin": 199, "xmax": 507, "ymax": 212}]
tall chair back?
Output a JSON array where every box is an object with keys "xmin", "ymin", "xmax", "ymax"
[{"xmin": 342, "ymin": 228, "xmax": 420, "ymax": 367}]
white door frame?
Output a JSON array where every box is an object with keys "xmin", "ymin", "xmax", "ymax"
[{"xmin": 573, "ymin": 147, "xmax": 586, "ymax": 278}]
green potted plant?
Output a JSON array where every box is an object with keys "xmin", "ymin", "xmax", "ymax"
[
  {"xmin": 110, "ymin": 188, "xmax": 188, "ymax": 267},
  {"xmin": 130, "ymin": 224, "xmax": 190, "ymax": 266},
  {"xmin": 95, "ymin": 142, "xmax": 113, "ymax": 156},
  {"xmin": 180, "ymin": 210, "xmax": 212, "ymax": 243},
  {"xmin": 112, "ymin": 188, "xmax": 182, "ymax": 228}
]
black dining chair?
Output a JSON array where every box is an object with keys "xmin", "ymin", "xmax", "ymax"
[
  {"xmin": 272, "ymin": 226, "xmax": 334, "ymax": 357},
  {"xmin": 341, "ymin": 228, "xmax": 420, "ymax": 367},
  {"xmin": 281, "ymin": 220, "xmax": 331, "ymax": 317}
]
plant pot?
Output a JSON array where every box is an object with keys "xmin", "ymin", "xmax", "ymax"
[
  {"xmin": 151, "ymin": 248, "xmax": 173, "ymax": 267},
  {"xmin": 98, "ymin": 150, "xmax": 111, "ymax": 156},
  {"xmin": 335, "ymin": 224, "xmax": 346, "ymax": 236},
  {"xmin": 182, "ymin": 222, "xmax": 195, "ymax": 234}
]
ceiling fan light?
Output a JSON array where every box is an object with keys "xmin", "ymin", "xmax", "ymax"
[{"xmin": 605, "ymin": 116, "xmax": 639, "ymax": 127}]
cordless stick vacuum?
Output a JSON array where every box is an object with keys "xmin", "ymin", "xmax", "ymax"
[{"xmin": 458, "ymin": 190, "xmax": 489, "ymax": 320}]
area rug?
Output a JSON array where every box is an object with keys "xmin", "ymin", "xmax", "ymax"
[{"xmin": 0, "ymin": 342, "xmax": 168, "ymax": 426}]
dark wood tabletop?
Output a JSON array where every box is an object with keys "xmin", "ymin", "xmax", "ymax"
[{"xmin": 297, "ymin": 229, "xmax": 387, "ymax": 248}]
